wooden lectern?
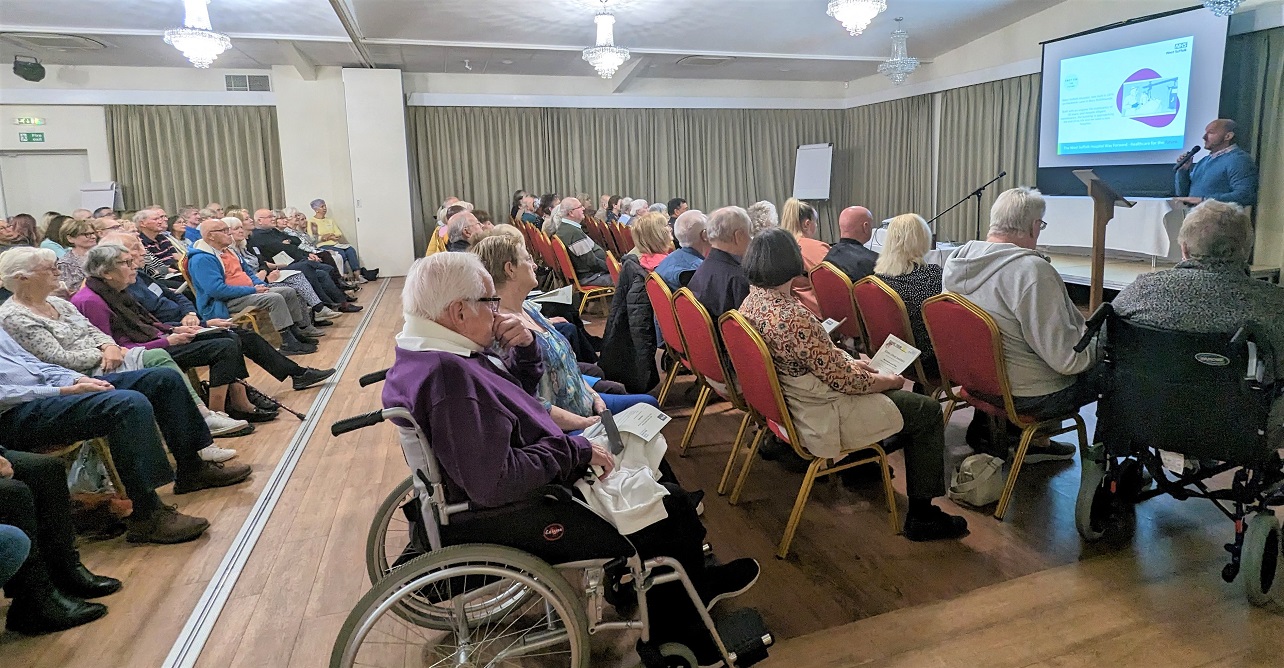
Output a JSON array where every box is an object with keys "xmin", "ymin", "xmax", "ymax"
[{"xmin": 1073, "ymin": 169, "xmax": 1134, "ymax": 311}]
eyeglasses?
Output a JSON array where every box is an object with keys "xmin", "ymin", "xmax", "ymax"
[
  {"xmin": 471, "ymin": 297, "xmax": 502, "ymax": 313},
  {"xmin": 1038, "ymin": 219, "xmax": 1048, "ymax": 230}
]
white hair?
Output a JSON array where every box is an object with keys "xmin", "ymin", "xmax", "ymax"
[
  {"xmin": 673, "ymin": 210, "xmax": 708, "ymax": 248},
  {"xmin": 648, "ymin": 202, "xmax": 667, "ymax": 213},
  {"xmin": 619, "ymin": 197, "xmax": 634, "ymax": 214},
  {"xmin": 706, "ymin": 206, "xmax": 751, "ymax": 243},
  {"xmin": 628, "ymin": 199, "xmax": 649, "ymax": 216},
  {"xmin": 402, "ymin": 252, "xmax": 492, "ymax": 322},
  {"xmin": 989, "ymin": 187, "xmax": 1046, "ymax": 238},
  {"xmin": 282, "ymin": 207, "xmax": 300, "ymax": 219},
  {"xmin": 746, "ymin": 201, "xmax": 778, "ymax": 236},
  {"xmin": 84, "ymin": 243, "xmax": 131, "ymax": 279},
  {"xmin": 447, "ymin": 211, "xmax": 476, "ymax": 243},
  {"xmin": 1179, "ymin": 200, "xmax": 1254, "ymax": 263},
  {"xmin": 0, "ymin": 246, "xmax": 56, "ymax": 290}
]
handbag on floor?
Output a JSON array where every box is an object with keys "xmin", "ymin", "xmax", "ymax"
[{"xmin": 947, "ymin": 454, "xmax": 1005, "ymax": 508}]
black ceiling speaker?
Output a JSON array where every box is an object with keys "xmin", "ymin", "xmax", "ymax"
[{"xmin": 13, "ymin": 55, "xmax": 46, "ymax": 82}]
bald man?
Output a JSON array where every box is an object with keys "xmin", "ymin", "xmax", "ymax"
[
  {"xmin": 1175, "ymin": 118, "xmax": 1259, "ymax": 207},
  {"xmin": 445, "ymin": 211, "xmax": 492, "ymax": 252},
  {"xmin": 822, "ymin": 206, "xmax": 880, "ymax": 282}
]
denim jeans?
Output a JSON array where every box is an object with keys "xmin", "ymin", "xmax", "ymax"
[{"xmin": 0, "ymin": 524, "xmax": 30, "ymax": 590}]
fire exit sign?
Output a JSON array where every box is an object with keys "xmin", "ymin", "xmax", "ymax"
[{"xmin": 18, "ymin": 132, "xmax": 44, "ymax": 142}]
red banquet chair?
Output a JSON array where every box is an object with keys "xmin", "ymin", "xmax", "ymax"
[
  {"xmin": 718, "ymin": 310, "xmax": 898, "ymax": 558},
  {"xmin": 808, "ymin": 262, "xmax": 867, "ymax": 350},
  {"xmin": 550, "ymin": 236, "xmax": 614, "ymax": 315},
  {"xmin": 672, "ymin": 288, "xmax": 752, "ymax": 465},
  {"xmin": 606, "ymin": 251, "xmax": 621, "ymax": 285},
  {"xmin": 921, "ymin": 292, "xmax": 1088, "ymax": 520},
  {"xmin": 851, "ymin": 275, "xmax": 948, "ymax": 402},
  {"xmin": 644, "ymin": 272, "xmax": 691, "ymax": 407}
]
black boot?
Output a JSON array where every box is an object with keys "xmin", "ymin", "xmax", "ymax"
[
  {"xmin": 360, "ymin": 268, "xmax": 380, "ymax": 281},
  {"xmin": 48, "ymin": 556, "xmax": 122, "ymax": 599},
  {"xmin": 279, "ymin": 329, "xmax": 317, "ymax": 356},
  {"xmin": 6, "ymin": 588, "xmax": 108, "ymax": 635}
]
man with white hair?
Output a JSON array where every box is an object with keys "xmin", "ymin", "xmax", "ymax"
[
  {"xmin": 382, "ymin": 252, "xmax": 760, "ymax": 664},
  {"xmin": 654, "ymin": 209, "xmax": 710, "ymax": 290},
  {"xmin": 445, "ymin": 211, "xmax": 492, "ymax": 252},
  {"xmin": 621, "ymin": 199, "xmax": 648, "ymax": 226},
  {"xmin": 942, "ymin": 186, "xmax": 1094, "ymax": 461},
  {"xmin": 70, "ymin": 209, "xmax": 91, "ymax": 221},
  {"xmin": 553, "ymin": 197, "xmax": 612, "ymax": 287},
  {"xmin": 687, "ymin": 206, "xmax": 752, "ymax": 320},
  {"xmin": 205, "ymin": 202, "xmax": 224, "ymax": 219},
  {"xmin": 187, "ymin": 218, "xmax": 319, "ymax": 355}
]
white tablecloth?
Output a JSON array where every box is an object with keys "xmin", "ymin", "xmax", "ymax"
[{"xmin": 1038, "ymin": 196, "xmax": 1180, "ymax": 258}]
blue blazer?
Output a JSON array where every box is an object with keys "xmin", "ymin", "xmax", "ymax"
[{"xmin": 1176, "ymin": 146, "xmax": 1259, "ymax": 207}]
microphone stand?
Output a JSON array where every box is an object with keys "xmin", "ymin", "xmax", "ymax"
[{"xmin": 926, "ymin": 170, "xmax": 1007, "ymax": 247}]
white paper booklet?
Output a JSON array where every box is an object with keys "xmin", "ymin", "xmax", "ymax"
[
  {"xmin": 332, "ymin": 243, "xmax": 352, "ymax": 249},
  {"xmin": 531, "ymin": 285, "xmax": 573, "ymax": 305},
  {"xmin": 867, "ymin": 334, "xmax": 921, "ymax": 376},
  {"xmin": 274, "ymin": 269, "xmax": 302, "ymax": 280},
  {"xmin": 271, "ymin": 251, "xmax": 294, "ymax": 266},
  {"xmin": 821, "ymin": 317, "xmax": 847, "ymax": 336},
  {"xmin": 583, "ymin": 403, "xmax": 672, "ymax": 444}
]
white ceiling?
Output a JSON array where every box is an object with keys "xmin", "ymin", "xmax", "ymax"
[{"xmin": 0, "ymin": 0, "xmax": 1068, "ymax": 82}]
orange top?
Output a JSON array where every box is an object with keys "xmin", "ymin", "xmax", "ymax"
[
  {"xmin": 220, "ymin": 250, "xmax": 254, "ymax": 287},
  {"xmin": 793, "ymin": 236, "xmax": 831, "ymax": 318}
]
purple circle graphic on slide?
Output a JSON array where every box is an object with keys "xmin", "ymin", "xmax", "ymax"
[{"xmin": 1116, "ymin": 68, "xmax": 1180, "ymax": 128}]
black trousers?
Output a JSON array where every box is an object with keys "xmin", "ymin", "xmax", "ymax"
[
  {"xmin": 0, "ymin": 451, "xmax": 77, "ymax": 602},
  {"xmin": 228, "ymin": 328, "xmax": 303, "ymax": 381},
  {"xmin": 166, "ymin": 336, "xmax": 248, "ymax": 387},
  {"xmin": 288, "ymin": 259, "xmax": 347, "ymax": 305}
]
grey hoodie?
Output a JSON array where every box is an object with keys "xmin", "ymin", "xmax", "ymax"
[{"xmin": 942, "ymin": 241, "xmax": 1099, "ymax": 397}]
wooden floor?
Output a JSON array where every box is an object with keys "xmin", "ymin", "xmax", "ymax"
[{"xmin": 5, "ymin": 277, "xmax": 1284, "ymax": 667}]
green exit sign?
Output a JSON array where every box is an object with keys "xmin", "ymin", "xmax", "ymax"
[{"xmin": 18, "ymin": 132, "xmax": 44, "ymax": 143}]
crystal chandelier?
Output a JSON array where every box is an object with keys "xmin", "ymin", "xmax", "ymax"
[
  {"xmin": 582, "ymin": 5, "xmax": 631, "ymax": 78},
  {"xmin": 827, "ymin": 0, "xmax": 888, "ymax": 36},
  {"xmin": 1202, "ymin": 0, "xmax": 1241, "ymax": 16},
  {"xmin": 164, "ymin": 0, "xmax": 232, "ymax": 68},
  {"xmin": 877, "ymin": 17, "xmax": 919, "ymax": 85}
]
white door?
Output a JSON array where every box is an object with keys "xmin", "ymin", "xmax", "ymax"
[{"xmin": 0, "ymin": 151, "xmax": 91, "ymax": 217}]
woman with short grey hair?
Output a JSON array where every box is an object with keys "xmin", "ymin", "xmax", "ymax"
[{"xmin": 746, "ymin": 200, "xmax": 778, "ymax": 237}]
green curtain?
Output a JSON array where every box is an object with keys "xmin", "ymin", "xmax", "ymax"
[
  {"xmin": 405, "ymin": 100, "xmax": 933, "ymax": 252},
  {"xmin": 1222, "ymin": 26, "xmax": 1284, "ymax": 269},
  {"xmin": 936, "ymin": 73, "xmax": 1041, "ymax": 243},
  {"xmin": 105, "ymin": 105, "xmax": 285, "ymax": 213}
]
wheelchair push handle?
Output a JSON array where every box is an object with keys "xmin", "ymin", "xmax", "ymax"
[
  {"xmin": 1074, "ymin": 303, "xmax": 1113, "ymax": 353},
  {"xmin": 358, "ymin": 369, "xmax": 389, "ymax": 387},
  {"xmin": 331, "ymin": 410, "xmax": 385, "ymax": 436}
]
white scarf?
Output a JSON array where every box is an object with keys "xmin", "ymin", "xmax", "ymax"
[{"xmin": 395, "ymin": 314, "xmax": 483, "ymax": 358}]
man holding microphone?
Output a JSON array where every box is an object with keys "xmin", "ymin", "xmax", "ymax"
[{"xmin": 1175, "ymin": 118, "xmax": 1259, "ymax": 208}]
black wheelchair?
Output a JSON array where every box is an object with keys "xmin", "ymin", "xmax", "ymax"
[
  {"xmin": 1074, "ymin": 305, "xmax": 1284, "ymax": 611},
  {"xmin": 328, "ymin": 370, "xmax": 773, "ymax": 667}
]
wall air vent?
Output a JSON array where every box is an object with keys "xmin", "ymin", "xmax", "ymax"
[
  {"xmin": 676, "ymin": 55, "xmax": 735, "ymax": 67},
  {"xmin": 0, "ymin": 32, "xmax": 107, "ymax": 52},
  {"xmin": 225, "ymin": 74, "xmax": 272, "ymax": 92}
]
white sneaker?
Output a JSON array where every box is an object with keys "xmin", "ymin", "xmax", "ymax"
[
  {"xmin": 206, "ymin": 411, "xmax": 251, "ymax": 437},
  {"xmin": 316, "ymin": 306, "xmax": 341, "ymax": 319},
  {"xmin": 198, "ymin": 444, "xmax": 238, "ymax": 463}
]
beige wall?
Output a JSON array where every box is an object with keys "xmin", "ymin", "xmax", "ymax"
[{"xmin": 0, "ymin": 105, "xmax": 111, "ymax": 181}]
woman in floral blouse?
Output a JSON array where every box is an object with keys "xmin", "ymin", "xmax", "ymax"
[{"xmin": 737, "ymin": 228, "xmax": 966, "ymax": 542}]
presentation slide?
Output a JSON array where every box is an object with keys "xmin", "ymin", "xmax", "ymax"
[{"xmin": 1056, "ymin": 36, "xmax": 1193, "ymax": 156}]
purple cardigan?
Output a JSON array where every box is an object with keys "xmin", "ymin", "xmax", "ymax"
[
  {"xmin": 70, "ymin": 287, "xmax": 171, "ymax": 350},
  {"xmin": 381, "ymin": 341, "xmax": 594, "ymax": 508}
]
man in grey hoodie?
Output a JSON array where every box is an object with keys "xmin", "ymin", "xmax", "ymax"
[{"xmin": 942, "ymin": 187, "xmax": 1101, "ymax": 462}]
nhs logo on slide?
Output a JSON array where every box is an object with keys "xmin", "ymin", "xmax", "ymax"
[{"xmin": 1057, "ymin": 36, "xmax": 1194, "ymax": 156}]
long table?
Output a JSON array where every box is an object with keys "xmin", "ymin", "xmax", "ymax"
[{"xmin": 1037, "ymin": 195, "xmax": 1182, "ymax": 259}]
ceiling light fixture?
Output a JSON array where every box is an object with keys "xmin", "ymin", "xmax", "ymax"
[
  {"xmin": 164, "ymin": 0, "xmax": 231, "ymax": 68},
  {"xmin": 877, "ymin": 17, "xmax": 919, "ymax": 85},
  {"xmin": 582, "ymin": 0, "xmax": 630, "ymax": 78},
  {"xmin": 1202, "ymin": 0, "xmax": 1240, "ymax": 16},
  {"xmin": 827, "ymin": 0, "xmax": 887, "ymax": 36}
]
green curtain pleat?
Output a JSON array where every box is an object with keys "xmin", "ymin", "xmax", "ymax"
[
  {"xmin": 105, "ymin": 105, "xmax": 285, "ymax": 213},
  {"xmin": 405, "ymin": 102, "xmax": 932, "ymax": 251},
  {"xmin": 1223, "ymin": 26, "xmax": 1284, "ymax": 268}
]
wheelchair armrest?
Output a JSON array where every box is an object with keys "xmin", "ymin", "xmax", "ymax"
[
  {"xmin": 359, "ymin": 369, "xmax": 389, "ymax": 387},
  {"xmin": 1074, "ymin": 303, "xmax": 1113, "ymax": 353},
  {"xmin": 538, "ymin": 484, "xmax": 575, "ymax": 503}
]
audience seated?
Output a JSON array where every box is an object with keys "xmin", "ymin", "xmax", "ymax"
[
  {"xmin": 823, "ymin": 205, "xmax": 880, "ymax": 282},
  {"xmin": 599, "ymin": 213, "xmax": 675, "ymax": 394},
  {"xmin": 308, "ymin": 199, "xmax": 378, "ymax": 282},
  {"xmin": 687, "ymin": 206, "xmax": 752, "ymax": 321},
  {"xmin": 517, "ymin": 194, "xmax": 541, "ymax": 226},
  {"xmin": 474, "ymin": 234, "xmax": 659, "ymax": 431},
  {"xmin": 446, "ymin": 211, "xmax": 493, "ymax": 252},
  {"xmin": 508, "ymin": 189, "xmax": 529, "ymax": 221},
  {"xmin": 72, "ymin": 244, "xmax": 277, "ymax": 425},
  {"xmin": 942, "ymin": 187, "xmax": 1095, "ymax": 461},
  {"xmin": 136, "ymin": 207, "xmax": 185, "ymax": 273},
  {"xmin": 780, "ymin": 198, "xmax": 828, "ymax": 316},
  {"xmin": 617, "ymin": 197, "xmax": 635, "ymax": 225},
  {"xmin": 538, "ymin": 194, "xmax": 562, "ymax": 234},
  {"xmin": 426, "ymin": 196, "xmax": 460, "ymax": 256},
  {"xmin": 247, "ymin": 209, "xmax": 359, "ymax": 312},
  {"xmin": 53, "ymin": 218, "xmax": 99, "ymax": 295},
  {"xmin": 0, "ymin": 447, "xmax": 120, "ymax": 634},
  {"xmin": 281, "ymin": 208, "xmax": 343, "ymax": 275},
  {"xmin": 205, "ymin": 202, "xmax": 225, "ymax": 219},
  {"xmin": 1, "ymin": 213, "xmax": 39, "ymax": 254},
  {"xmin": 0, "ymin": 247, "xmax": 251, "ymax": 443},
  {"xmin": 655, "ymin": 209, "xmax": 710, "ymax": 290},
  {"xmin": 603, "ymin": 195, "xmax": 621, "ymax": 224},
  {"xmin": 381, "ymin": 252, "xmax": 759, "ymax": 662},
  {"xmin": 666, "ymin": 197, "xmax": 689, "ymax": 228},
  {"xmin": 873, "ymin": 214, "xmax": 942, "ymax": 365},
  {"xmin": 1112, "ymin": 200, "xmax": 1283, "ymax": 449},
  {"xmin": 177, "ymin": 206, "xmax": 203, "ymax": 244},
  {"xmin": 227, "ymin": 217, "xmax": 337, "ymax": 322},
  {"xmin": 746, "ymin": 200, "xmax": 779, "ymax": 237},
  {"xmin": 553, "ymin": 197, "xmax": 612, "ymax": 287},
  {"xmin": 71, "ymin": 209, "xmax": 92, "ymax": 221},
  {"xmin": 39, "ymin": 215, "xmax": 70, "ymax": 259},
  {"xmin": 187, "ymin": 219, "xmax": 321, "ymax": 355},
  {"xmin": 738, "ymin": 229, "xmax": 967, "ymax": 541}
]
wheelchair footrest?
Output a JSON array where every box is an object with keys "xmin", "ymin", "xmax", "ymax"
[{"xmin": 716, "ymin": 608, "xmax": 772, "ymax": 666}]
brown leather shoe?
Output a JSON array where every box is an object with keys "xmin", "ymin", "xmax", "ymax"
[
  {"xmin": 173, "ymin": 460, "xmax": 253, "ymax": 495},
  {"xmin": 126, "ymin": 505, "xmax": 210, "ymax": 544}
]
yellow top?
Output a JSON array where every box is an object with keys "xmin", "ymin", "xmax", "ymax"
[
  {"xmin": 424, "ymin": 223, "xmax": 449, "ymax": 256},
  {"xmin": 307, "ymin": 216, "xmax": 346, "ymax": 246}
]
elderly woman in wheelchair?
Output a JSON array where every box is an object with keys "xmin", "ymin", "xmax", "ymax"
[
  {"xmin": 1076, "ymin": 200, "xmax": 1284, "ymax": 611},
  {"xmin": 330, "ymin": 252, "xmax": 769, "ymax": 668}
]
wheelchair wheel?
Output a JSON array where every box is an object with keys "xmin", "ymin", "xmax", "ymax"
[
  {"xmin": 366, "ymin": 475, "xmax": 416, "ymax": 584},
  {"xmin": 1242, "ymin": 511, "xmax": 1284, "ymax": 612},
  {"xmin": 332, "ymin": 544, "xmax": 590, "ymax": 668},
  {"xmin": 1075, "ymin": 449, "xmax": 1110, "ymax": 542}
]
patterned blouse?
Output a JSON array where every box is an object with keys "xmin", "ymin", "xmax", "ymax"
[
  {"xmin": 0, "ymin": 296, "xmax": 113, "ymax": 374},
  {"xmin": 738, "ymin": 285, "xmax": 873, "ymax": 395},
  {"xmin": 55, "ymin": 250, "xmax": 89, "ymax": 294},
  {"xmin": 523, "ymin": 301, "xmax": 595, "ymax": 416},
  {"xmin": 876, "ymin": 262, "xmax": 943, "ymax": 357}
]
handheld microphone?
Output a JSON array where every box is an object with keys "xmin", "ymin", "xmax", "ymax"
[{"xmin": 1174, "ymin": 145, "xmax": 1202, "ymax": 171}]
